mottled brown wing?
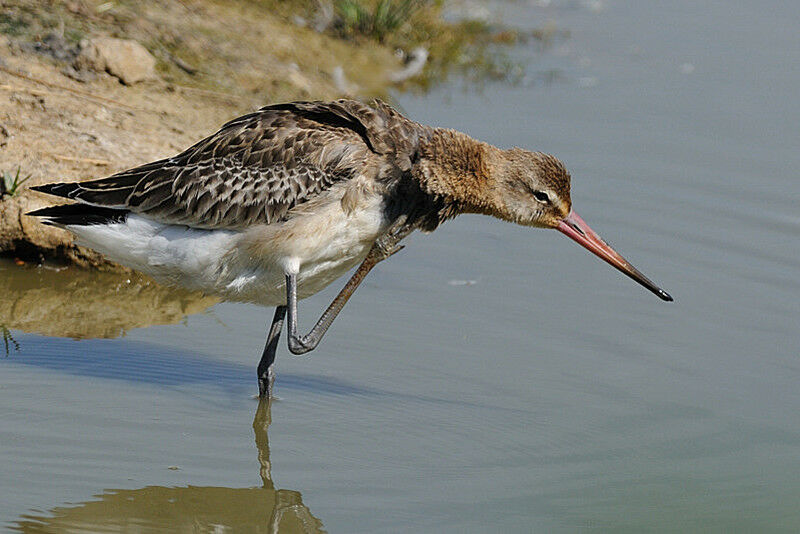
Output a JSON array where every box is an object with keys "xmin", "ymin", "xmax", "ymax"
[{"xmin": 42, "ymin": 100, "xmax": 414, "ymax": 230}]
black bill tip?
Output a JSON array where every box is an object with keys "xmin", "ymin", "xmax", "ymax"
[{"xmin": 655, "ymin": 288, "xmax": 673, "ymax": 302}]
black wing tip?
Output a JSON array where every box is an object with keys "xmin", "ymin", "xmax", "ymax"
[
  {"xmin": 26, "ymin": 205, "xmax": 59, "ymax": 217},
  {"xmin": 29, "ymin": 183, "xmax": 53, "ymax": 194},
  {"xmin": 26, "ymin": 204, "xmax": 128, "ymax": 226},
  {"xmin": 25, "ymin": 206, "xmax": 60, "ymax": 226},
  {"xmin": 29, "ymin": 182, "xmax": 80, "ymax": 198}
]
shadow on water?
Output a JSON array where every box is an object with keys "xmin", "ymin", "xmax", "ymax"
[
  {"xmin": 4, "ymin": 333, "xmax": 540, "ymax": 418},
  {"xmin": 0, "ymin": 258, "xmax": 529, "ymax": 409},
  {"xmin": 11, "ymin": 399, "xmax": 325, "ymax": 533},
  {"xmin": 0, "ymin": 259, "xmax": 378, "ymax": 397},
  {"xmin": 0, "ymin": 263, "xmax": 541, "ymax": 409},
  {"xmin": 2, "ymin": 334, "xmax": 381, "ymax": 397}
]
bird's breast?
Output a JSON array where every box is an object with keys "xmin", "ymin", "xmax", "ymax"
[{"xmin": 235, "ymin": 181, "xmax": 390, "ymax": 301}]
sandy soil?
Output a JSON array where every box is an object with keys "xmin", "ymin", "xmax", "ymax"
[
  {"xmin": 0, "ymin": 0, "xmax": 398, "ymax": 268},
  {"xmin": 0, "ymin": 38, "xmax": 238, "ymax": 267}
]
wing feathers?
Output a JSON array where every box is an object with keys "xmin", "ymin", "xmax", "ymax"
[
  {"xmin": 31, "ymin": 99, "xmax": 426, "ymax": 230},
  {"xmin": 26, "ymin": 204, "xmax": 128, "ymax": 226}
]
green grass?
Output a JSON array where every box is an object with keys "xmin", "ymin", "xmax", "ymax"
[
  {"xmin": 323, "ymin": 0, "xmax": 548, "ymax": 89},
  {"xmin": 334, "ymin": 0, "xmax": 422, "ymax": 42},
  {"xmin": 0, "ymin": 0, "xmax": 551, "ymax": 101},
  {"xmin": 1, "ymin": 167, "xmax": 31, "ymax": 198},
  {"xmin": 0, "ymin": 12, "xmax": 30, "ymax": 37}
]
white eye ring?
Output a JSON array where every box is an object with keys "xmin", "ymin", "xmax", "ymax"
[{"xmin": 532, "ymin": 190, "xmax": 550, "ymax": 204}]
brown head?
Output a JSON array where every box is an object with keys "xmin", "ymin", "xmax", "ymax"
[
  {"xmin": 414, "ymin": 130, "xmax": 671, "ymax": 301},
  {"xmin": 489, "ymin": 148, "xmax": 573, "ymax": 228},
  {"xmin": 489, "ymin": 147, "xmax": 673, "ymax": 302}
]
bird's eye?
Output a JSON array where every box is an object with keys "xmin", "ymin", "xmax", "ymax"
[{"xmin": 532, "ymin": 191, "xmax": 550, "ymax": 204}]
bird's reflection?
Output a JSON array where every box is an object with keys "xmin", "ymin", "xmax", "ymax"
[
  {"xmin": 0, "ymin": 259, "xmax": 218, "ymax": 340},
  {"xmin": 13, "ymin": 399, "xmax": 324, "ymax": 533}
]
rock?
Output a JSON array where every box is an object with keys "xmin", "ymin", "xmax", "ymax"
[
  {"xmin": 76, "ymin": 37, "xmax": 157, "ymax": 85},
  {"xmin": 30, "ymin": 33, "xmax": 80, "ymax": 62},
  {"xmin": 61, "ymin": 65, "xmax": 97, "ymax": 83},
  {"xmin": 1, "ymin": 192, "xmax": 124, "ymax": 270}
]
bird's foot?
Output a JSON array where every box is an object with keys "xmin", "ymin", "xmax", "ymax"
[
  {"xmin": 371, "ymin": 215, "xmax": 411, "ymax": 261},
  {"xmin": 258, "ymin": 369, "xmax": 275, "ymax": 398}
]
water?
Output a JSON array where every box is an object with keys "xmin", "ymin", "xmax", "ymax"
[{"xmin": 2, "ymin": 0, "xmax": 800, "ymax": 531}]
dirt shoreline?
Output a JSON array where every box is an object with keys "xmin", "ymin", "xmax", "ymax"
[
  {"xmin": 0, "ymin": 48, "xmax": 243, "ymax": 268},
  {"xmin": 0, "ymin": 0, "xmax": 531, "ymax": 269},
  {"xmin": 0, "ymin": 2, "xmax": 401, "ymax": 268}
]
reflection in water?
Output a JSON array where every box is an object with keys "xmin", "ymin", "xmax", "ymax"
[
  {"xmin": 13, "ymin": 399, "xmax": 324, "ymax": 533},
  {"xmin": 0, "ymin": 260, "xmax": 218, "ymax": 339},
  {"xmin": 2, "ymin": 324, "xmax": 20, "ymax": 354}
]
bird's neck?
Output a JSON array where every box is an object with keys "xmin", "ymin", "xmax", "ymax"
[{"xmin": 412, "ymin": 128, "xmax": 505, "ymax": 217}]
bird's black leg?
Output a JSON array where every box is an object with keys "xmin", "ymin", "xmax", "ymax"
[
  {"xmin": 257, "ymin": 305, "xmax": 287, "ymax": 397},
  {"xmin": 285, "ymin": 217, "xmax": 412, "ymax": 355}
]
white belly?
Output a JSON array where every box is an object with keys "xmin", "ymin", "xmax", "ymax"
[{"xmin": 67, "ymin": 193, "xmax": 389, "ymax": 306}]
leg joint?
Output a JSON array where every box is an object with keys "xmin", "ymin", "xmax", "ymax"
[{"xmin": 287, "ymin": 336, "xmax": 314, "ymax": 355}]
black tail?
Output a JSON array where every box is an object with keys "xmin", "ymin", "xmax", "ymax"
[{"xmin": 27, "ymin": 204, "xmax": 129, "ymax": 226}]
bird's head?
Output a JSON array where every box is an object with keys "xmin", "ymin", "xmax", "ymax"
[
  {"xmin": 493, "ymin": 148, "xmax": 673, "ymax": 302},
  {"xmin": 493, "ymin": 148, "xmax": 573, "ymax": 228}
]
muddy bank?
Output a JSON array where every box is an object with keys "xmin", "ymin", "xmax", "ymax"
[
  {"xmin": 0, "ymin": 0, "xmax": 399, "ymax": 266},
  {"xmin": 0, "ymin": 0, "xmax": 535, "ymax": 268},
  {"xmin": 0, "ymin": 41, "xmax": 248, "ymax": 268}
]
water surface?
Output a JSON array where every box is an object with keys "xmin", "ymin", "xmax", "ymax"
[{"xmin": 2, "ymin": 0, "xmax": 800, "ymax": 531}]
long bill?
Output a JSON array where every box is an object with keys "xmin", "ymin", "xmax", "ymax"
[{"xmin": 557, "ymin": 211, "xmax": 673, "ymax": 302}]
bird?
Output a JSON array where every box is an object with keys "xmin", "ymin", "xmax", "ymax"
[{"xmin": 28, "ymin": 98, "xmax": 672, "ymax": 397}]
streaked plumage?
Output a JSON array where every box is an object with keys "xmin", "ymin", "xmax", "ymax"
[
  {"xmin": 36, "ymin": 100, "xmax": 424, "ymax": 229},
  {"xmin": 31, "ymin": 100, "xmax": 439, "ymax": 304},
  {"xmin": 29, "ymin": 98, "xmax": 671, "ymax": 397}
]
